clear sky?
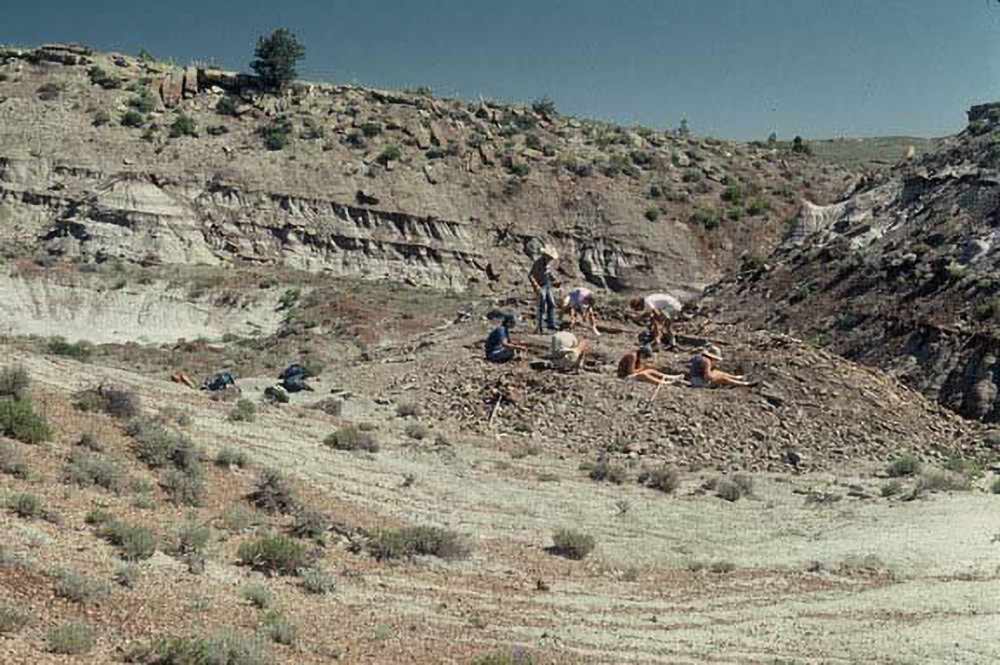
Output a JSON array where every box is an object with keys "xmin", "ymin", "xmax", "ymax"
[{"xmin": 3, "ymin": 1, "xmax": 999, "ymax": 139}]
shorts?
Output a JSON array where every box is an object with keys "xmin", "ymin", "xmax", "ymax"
[{"xmin": 487, "ymin": 347, "xmax": 515, "ymax": 363}]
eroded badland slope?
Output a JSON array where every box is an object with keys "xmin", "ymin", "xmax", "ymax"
[{"xmin": 0, "ymin": 43, "xmax": 999, "ymax": 665}]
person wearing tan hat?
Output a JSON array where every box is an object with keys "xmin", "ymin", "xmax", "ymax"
[
  {"xmin": 528, "ymin": 245, "xmax": 560, "ymax": 334},
  {"xmin": 689, "ymin": 345, "xmax": 752, "ymax": 388}
]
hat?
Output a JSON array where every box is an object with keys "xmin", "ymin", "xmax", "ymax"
[
  {"xmin": 701, "ymin": 345, "xmax": 723, "ymax": 361},
  {"xmin": 540, "ymin": 244, "xmax": 559, "ymax": 261}
]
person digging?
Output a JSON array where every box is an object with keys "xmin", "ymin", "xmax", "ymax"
[
  {"xmin": 560, "ymin": 286, "xmax": 601, "ymax": 336},
  {"xmin": 528, "ymin": 245, "xmax": 560, "ymax": 334},
  {"xmin": 549, "ymin": 330, "xmax": 590, "ymax": 373},
  {"xmin": 689, "ymin": 345, "xmax": 753, "ymax": 388},
  {"xmin": 617, "ymin": 344, "xmax": 684, "ymax": 386},
  {"xmin": 485, "ymin": 314, "xmax": 527, "ymax": 363},
  {"xmin": 629, "ymin": 293, "xmax": 682, "ymax": 351}
]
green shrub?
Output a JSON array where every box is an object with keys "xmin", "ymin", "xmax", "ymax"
[
  {"xmin": 261, "ymin": 610, "xmax": 297, "ymax": 645},
  {"xmin": 991, "ymin": 477, "xmax": 1000, "ymax": 495},
  {"xmin": 404, "ymin": 422, "xmax": 429, "ymax": 440},
  {"xmin": 261, "ymin": 116, "xmax": 292, "ymax": 150},
  {"xmin": 228, "ymin": 399, "xmax": 257, "ymax": 423},
  {"xmin": 886, "ymin": 453, "xmax": 921, "ymax": 478},
  {"xmin": 880, "ymin": 479, "xmax": 903, "ymax": 497},
  {"xmin": 733, "ymin": 473, "xmax": 754, "ymax": 496},
  {"xmin": 169, "ymin": 114, "xmax": 198, "ymax": 138},
  {"xmin": 241, "ymin": 583, "xmax": 272, "ymax": 609},
  {"xmin": 638, "ymin": 465, "xmax": 679, "ymax": 493},
  {"xmin": 63, "ymin": 449, "xmax": 126, "ymax": 493},
  {"xmin": 128, "ymin": 418, "xmax": 200, "ymax": 470},
  {"xmin": 690, "ymin": 207, "xmax": 721, "ymax": 231},
  {"xmin": 746, "ymin": 197, "xmax": 770, "ymax": 216},
  {"xmin": 8, "ymin": 492, "xmax": 43, "ymax": 519},
  {"xmin": 550, "ymin": 528, "xmax": 595, "ymax": 560},
  {"xmin": 85, "ymin": 508, "xmax": 114, "ymax": 526},
  {"xmin": 791, "ymin": 135, "xmax": 812, "ymax": 154},
  {"xmin": 237, "ymin": 533, "xmax": 309, "ymax": 575},
  {"xmin": 54, "ymin": 570, "xmax": 107, "ymax": 604},
  {"xmin": 289, "ymin": 509, "xmax": 329, "ymax": 544},
  {"xmin": 508, "ymin": 162, "xmax": 530, "ymax": 177},
  {"xmin": 216, "ymin": 95, "xmax": 239, "ymax": 116},
  {"xmin": 78, "ymin": 432, "xmax": 104, "ymax": 451},
  {"xmin": 248, "ymin": 468, "xmax": 298, "ymax": 514},
  {"xmin": 0, "ymin": 441, "xmax": 29, "ymax": 478},
  {"xmin": 114, "ymin": 562, "xmax": 140, "ymax": 588},
  {"xmin": 396, "ymin": 402, "xmax": 422, "ymax": 417},
  {"xmin": 0, "ymin": 396, "xmax": 49, "ymax": 444},
  {"xmin": 47, "ymin": 336, "xmax": 93, "ymax": 360},
  {"xmin": 93, "ymin": 110, "xmax": 112, "ymax": 126},
  {"xmin": 916, "ymin": 469, "xmax": 970, "ymax": 493},
  {"xmin": 531, "ymin": 96, "xmax": 557, "ymax": 116},
  {"xmin": 221, "ymin": 504, "xmax": 256, "ymax": 533},
  {"xmin": 216, "ymin": 446, "xmax": 250, "ymax": 468},
  {"xmin": 99, "ymin": 520, "xmax": 157, "ymax": 561},
  {"xmin": 714, "ymin": 478, "xmax": 743, "ymax": 502},
  {"xmin": 173, "ymin": 521, "xmax": 212, "ymax": 555},
  {"xmin": 471, "ymin": 649, "xmax": 536, "ymax": 665},
  {"xmin": 721, "ymin": 184, "xmax": 743, "ymax": 204},
  {"xmin": 0, "ymin": 603, "xmax": 30, "ymax": 634},
  {"xmin": 300, "ymin": 117, "xmax": 325, "ymax": 140},
  {"xmin": 74, "ymin": 385, "xmax": 141, "ymax": 419},
  {"xmin": 88, "ymin": 65, "xmax": 120, "ymax": 89},
  {"xmin": 47, "ymin": 621, "xmax": 96, "ymax": 655},
  {"xmin": 726, "ymin": 206, "xmax": 743, "ymax": 221},
  {"xmin": 644, "ymin": 207, "xmax": 660, "ymax": 222},
  {"xmin": 378, "ymin": 144, "xmax": 402, "ymax": 165},
  {"xmin": 121, "ymin": 109, "xmax": 146, "ymax": 128},
  {"xmin": 127, "ymin": 631, "xmax": 270, "ymax": 665},
  {"xmin": 367, "ymin": 525, "xmax": 470, "ymax": 561},
  {"xmin": 0, "ymin": 365, "xmax": 30, "ymax": 400},
  {"xmin": 129, "ymin": 91, "xmax": 157, "ymax": 114},
  {"xmin": 360, "ymin": 121, "xmax": 382, "ymax": 138},
  {"xmin": 583, "ymin": 459, "xmax": 627, "ymax": 485},
  {"xmin": 161, "ymin": 468, "xmax": 206, "ymax": 506},
  {"xmin": 324, "ymin": 426, "xmax": 379, "ymax": 452},
  {"xmin": 300, "ymin": 566, "xmax": 336, "ymax": 595}
]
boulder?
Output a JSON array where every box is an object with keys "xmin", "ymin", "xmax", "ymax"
[
  {"xmin": 159, "ymin": 73, "xmax": 183, "ymax": 108},
  {"xmin": 182, "ymin": 67, "xmax": 198, "ymax": 97}
]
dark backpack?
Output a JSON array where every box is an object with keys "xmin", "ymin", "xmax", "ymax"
[
  {"xmin": 279, "ymin": 364, "xmax": 312, "ymax": 393},
  {"xmin": 203, "ymin": 371, "xmax": 236, "ymax": 391}
]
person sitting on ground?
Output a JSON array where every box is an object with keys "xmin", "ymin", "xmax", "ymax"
[
  {"xmin": 617, "ymin": 344, "xmax": 684, "ymax": 385},
  {"xmin": 560, "ymin": 287, "xmax": 601, "ymax": 336},
  {"xmin": 689, "ymin": 345, "xmax": 752, "ymax": 388},
  {"xmin": 550, "ymin": 330, "xmax": 589, "ymax": 373},
  {"xmin": 629, "ymin": 292, "xmax": 683, "ymax": 350},
  {"xmin": 485, "ymin": 314, "xmax": 527, "ymax": 363},
  {"xmin": 528, "ymin": 245, "xmax": 560, "ymax": 334}
]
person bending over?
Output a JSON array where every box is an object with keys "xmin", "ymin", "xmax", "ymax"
[{"xmin": 561, "ymin": 286, "xmax": 601, "ymax": 336}]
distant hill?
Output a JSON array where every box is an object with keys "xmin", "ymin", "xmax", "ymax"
[{"xmin": 808, "ymin": 135, "xmax": 940, "ymax": 170}]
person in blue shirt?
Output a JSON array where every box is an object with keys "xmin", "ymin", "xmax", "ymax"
[{"xmin": 485, "ymin": 314, "xmax": 526, "ymax": 363}]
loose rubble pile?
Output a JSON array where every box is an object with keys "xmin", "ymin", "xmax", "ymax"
[{"xmin": 410, "ymin": 320, "xmax": 988, "ymax": 473}]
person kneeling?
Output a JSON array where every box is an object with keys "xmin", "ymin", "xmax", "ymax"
[
  {"xmin": 617, "ymin": 344, "xmax": 683, "ymax": 385},
  {"xmin": 485, "ymin": 314, "xmax": 527, "ymax": 363},
  {"xmin": 550, "ymin": 331, "xmax": 589, "ymax": 372},
  {"xmin": 689, "ymin": 345, "xmax": 752, "ymax": 387}
]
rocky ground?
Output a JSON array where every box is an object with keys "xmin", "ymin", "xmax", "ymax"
[{"xmin": 1, "ymin": 269, "xmax": 1000, "ymax": 664}]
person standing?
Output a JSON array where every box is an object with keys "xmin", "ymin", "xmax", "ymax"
[{"xmin": 528, "ymin": 245, "xmax": 560, "ymax": 334}]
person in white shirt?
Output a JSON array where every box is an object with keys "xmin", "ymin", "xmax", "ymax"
[
  {"xmin": 560, "ymin": 286, "xmax": 601, "ymax": 336},
  {"xmin": 629, "ymin": 292, "xmax": 683, "ymax": 350}
]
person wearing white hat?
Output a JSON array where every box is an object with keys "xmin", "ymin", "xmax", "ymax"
[
  {"xmin": 689, "ymin": 345, "xmax": 752, "ymax": 387},
  {"xmin": 560, "ymin": 286, "xmax": 601, "ymax": 336},
  {"xmin": 528, "ymin": 245, "xmax": 560, "ymax": 334}
]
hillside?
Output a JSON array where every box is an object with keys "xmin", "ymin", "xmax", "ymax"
[
  {"xmin": 707, "ymin": 102, "xmax": 1000, "ymax": 423},
  {"xmin": 0, "ymin": 43, "xmax": 855, "ymax": 298},
  {"xmin": 2, "ymin": 42, "xmax": 1000, "ymax": 665}
]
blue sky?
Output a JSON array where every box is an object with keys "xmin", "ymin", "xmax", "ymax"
[{"xmin": 3, "ymin": 1, "xmax": 998, "ymax": 139}]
